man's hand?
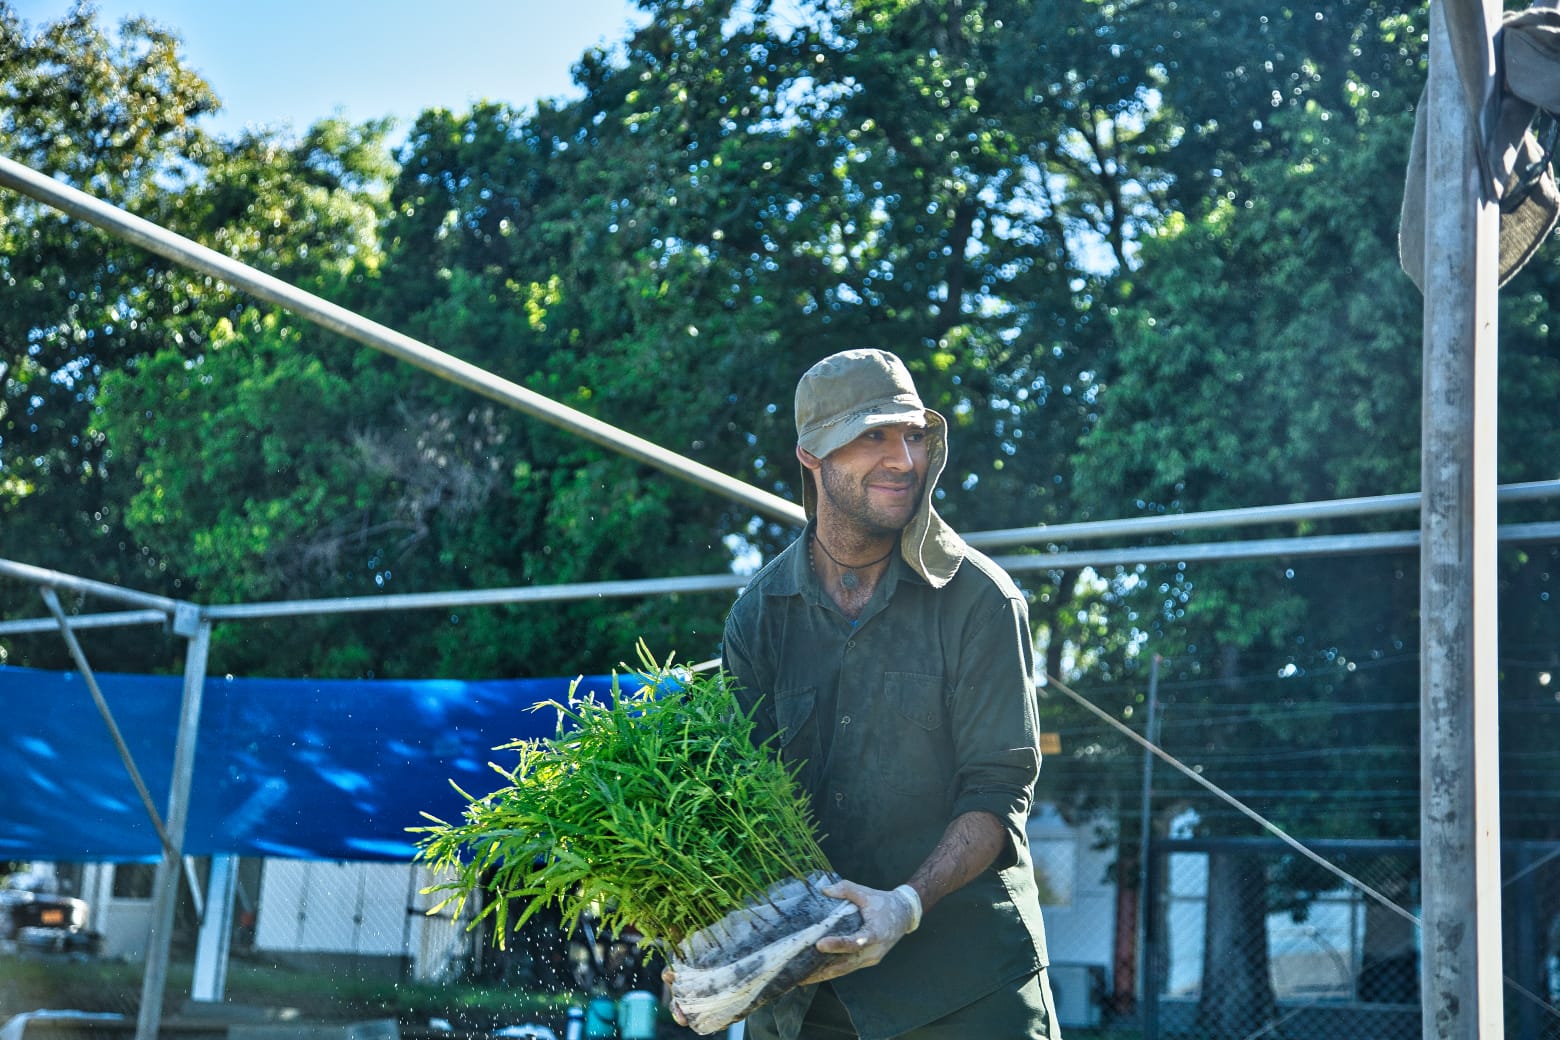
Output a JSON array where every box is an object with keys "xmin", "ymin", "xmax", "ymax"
[
  {"xmin": 801, "ymin": 879, "xmax": 922, "ymax": 984},
  {"xmin": 661, "ymin": 966, "xmax": 689, "ymax": 1026}
]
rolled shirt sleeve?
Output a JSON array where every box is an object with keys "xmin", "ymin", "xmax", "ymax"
[{"xmin": 946, "ymin": 589, "xmax": 1042, "ymax": 866}]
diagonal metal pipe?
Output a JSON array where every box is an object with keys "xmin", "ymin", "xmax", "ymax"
[
  {"xmin": 40, "ymin": 587, "xmax": 177, "ymax": 858},
  {"xmin": 0, "ymin": 155, "xmax": 806, "ymax": 528}
]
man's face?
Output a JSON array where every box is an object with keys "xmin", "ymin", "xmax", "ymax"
[{"xmin": 815, "ymin": 423, "xmax": 929, "ymax": 535}]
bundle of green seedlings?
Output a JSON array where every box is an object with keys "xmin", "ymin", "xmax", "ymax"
[{"xmin": 414, "ymin": 643, "xmax": 834, "ymax": 950}]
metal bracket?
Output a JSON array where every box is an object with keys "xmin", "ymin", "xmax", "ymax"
[{"xmin": 172, "ymin": 602, "xmax": 203, "ymax": 638}]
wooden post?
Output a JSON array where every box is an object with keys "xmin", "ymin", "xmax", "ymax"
[{"xmin": 1418, "ymin": 2, "xmax": 1505, "ymax": 1038}]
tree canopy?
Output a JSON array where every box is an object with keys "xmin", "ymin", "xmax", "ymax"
[{"xmin": 1, "ymin": 0, "xmax": 1556, "ymax": 858}]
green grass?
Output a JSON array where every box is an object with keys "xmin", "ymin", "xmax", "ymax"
[
  {"xmin": 0, "ymin": 952, "xmax": 578, "ymax": 1031},
  {"xmin": 0, "ymin": 952, "xmax": 1158, "ymax": 1038}
]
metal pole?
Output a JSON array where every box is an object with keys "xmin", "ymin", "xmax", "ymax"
[
  {"xmin": 0, "ymin": 608, "xmax": 169, "ymax": 635},
  {"xmin": 136, "ymin": 617, "xmax": 212, "ymax": 1040},
  {"xmin": 1141, "ymin": 825, "xmax": 1161, "ymax": 1040},
  {"xmin": 1419, "ymin": 2, "xmax": 1504, "ymax": 1038},
  {"xmin": 992, "ymin": 519, "xmax": 1559, "ymax": 574},
  {"xmin": 0, "ymin": 156, "xmax": 805, "ymax": 529},
  {"xmin": 963, "ymin": 479, "xmax": 1560, "ymax": 550},
  {"xmin": 6, "ymin": 479, "xmax": 1559, "ymax": 636},
  {"xmin": 0, "ymin": 557, "xmax": 182, "ymax": 614},
  {"xmin": 5, "ymin": 514, "xmax": 1556, "ymax": 635},
  {"xmin": 40, "ymin": 587, "xmax": 176, "ymax": 856},
  {"xmin": 1134, "ymin": 654, "xmax": 1161, "ymax": 1017}
]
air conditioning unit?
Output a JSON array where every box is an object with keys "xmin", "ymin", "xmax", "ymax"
[{"xmin": 1048, "ymin": 962, "xmax": 1105, "ymax": 1029}]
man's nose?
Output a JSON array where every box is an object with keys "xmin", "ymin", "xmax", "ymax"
[{"xmin": 882, "ymin": 435, "xmax": 915, "ymax": 470}]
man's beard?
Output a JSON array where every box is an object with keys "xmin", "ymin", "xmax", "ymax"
[{"xmin": 817, "ymin": 460, "xmax": 923, "ymax": 537}]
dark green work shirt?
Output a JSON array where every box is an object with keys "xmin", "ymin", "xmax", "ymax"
[{"xmin": 721, "ymin": 526, "xmax": 1050, "ymax": 1040}]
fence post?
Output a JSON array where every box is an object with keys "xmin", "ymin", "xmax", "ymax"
[
  {"xmin": 1141, "ymin": 834, "xmax": 1160, "ymax": 1040},
  {"xmin": 1133, "ymin": 656, "xmax": 1162, "ymax": 1025}
]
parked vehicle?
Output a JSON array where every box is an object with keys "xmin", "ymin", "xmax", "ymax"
[{"xmin": 0, "ymin": 871, "xmax": 101, "ymax": 955}]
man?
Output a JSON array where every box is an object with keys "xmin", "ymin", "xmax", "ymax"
[{"xmin": 720, "ymin": 348, "xmax": 1059, "ymax": 1039}]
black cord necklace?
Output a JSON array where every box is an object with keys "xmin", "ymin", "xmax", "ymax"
[{"xmin": 812, "ymin": 533, "xmax": 894, "ymax": 591}]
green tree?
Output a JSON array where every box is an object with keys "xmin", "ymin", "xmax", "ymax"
[
  {"xmin": 1072, "ymin": 2, "xmax": 1560, "ymax": 840},
  {"xmin": 1107, "ymin": 0, "xmax": 1430, "ymax": 221},
  {"xmin": 0, "ymin": 3, "xmax": 219, "ymax": 666},
  {"xmin": 1035, "ymin": 0, "xmax": 1427, "ymax": 866},
  {"xmin": 1065, "ymin": 2, "xmax": 1559, "ymax": 1027},
  {"xmin": 13, "ymin": 0, "xmax": 1182, "ymax": 680},
  {"xmin": 1, "ymin": 4, "xmax": 398, "ymax": 671},
  {"xmin": 306, "ymin": 0, "xmax": 1145, "ymax": 675}
]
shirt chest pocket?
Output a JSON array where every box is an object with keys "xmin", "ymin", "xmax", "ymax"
[
  {"xmin": 774, "ymin": 685, "xmax": 822, "ymax": 790},
  {"xmin": 872, "ymin": 671, "xmax": 948, "ymax": 797},
  {"xmin": 886, "ymin": 671, "xmax": 945, "ymax": 730}
]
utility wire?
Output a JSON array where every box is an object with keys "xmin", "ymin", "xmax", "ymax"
[
  {"xmin": 1504, "ymin": 843, "xmax": 1560, "ymax": 888},
  {"xmin": 1043, "ymin": 671, "xmax": 1420, "ymax": 927},
  {"xmin": 1048, "ymin": 672, "xmax": 1560, "ymax": 1023}
]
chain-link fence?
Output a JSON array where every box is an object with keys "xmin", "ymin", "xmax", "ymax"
[
  {"xmin": 1142, "ymin": 836, "xmax": 1560, "ymax": 1040},
  {"xmin": 23, "ymin": 834, "xmax": 1560, "ymax": 1039}
]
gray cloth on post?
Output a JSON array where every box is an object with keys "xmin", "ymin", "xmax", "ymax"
[{"xmin": 1400, "ymin": 2, "xmax": 1560, "ymax": 291}]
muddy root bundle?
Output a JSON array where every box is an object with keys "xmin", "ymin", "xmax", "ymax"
[{"xmin": 669, "ymin": 872, "xmax": 861, "ymax": 1034}]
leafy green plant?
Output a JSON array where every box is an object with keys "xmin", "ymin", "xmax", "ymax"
[{"xmin": 414, "ymin": 642, "xmax": 832, "ymax": 948}]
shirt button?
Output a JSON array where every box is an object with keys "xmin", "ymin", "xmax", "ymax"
[
  {"xmin": 846, "ymin": 639, "xmax": 856, "ymax": 649},
  {"xmin": 834, "ymin": 791, "xmax": 845, "ymax": 805},
  {"xmin": 840, "ymin": 714, "xmax": 852, "ymax": 726}
]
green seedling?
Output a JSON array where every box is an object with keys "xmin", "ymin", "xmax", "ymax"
[{"xmin": 414, "ymin": 641, "xmax": 831, "ymax": 948}]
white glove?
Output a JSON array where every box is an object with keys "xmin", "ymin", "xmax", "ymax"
[{"xmin": 802, "ymin": 878, "xmax": 922, "ymax": 984}]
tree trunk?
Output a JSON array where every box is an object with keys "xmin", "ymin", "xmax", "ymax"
[
  {"xmin": 1111, "ymin": 876, "xmax": 1138, "ymax": 1014},
  {"xmin": 1198, "ymin": 849, "xmax": 1278, "ymax": 1038},
  {"xmin": 1358, "ymin": 865, "xmax": 1418, "ymax": 1003}
]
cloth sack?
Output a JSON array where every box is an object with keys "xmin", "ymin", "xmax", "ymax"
[
  {"xmin": 669, "ymin": 872, "xmax": 861, "ymax": 1035},
  {"xmin": 1400, "ymin": 2, "xmax": 1560, "ymax": 290}
]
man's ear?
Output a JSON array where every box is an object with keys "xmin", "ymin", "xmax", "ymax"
[{"xmin": 796, "ymin": 444, "xmax": 823, "ymax": 472}]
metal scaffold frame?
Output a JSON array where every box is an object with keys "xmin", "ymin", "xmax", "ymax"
[{"xmin": 0, "ymin": 6, "xmax": 1534, "ymax": 1030}]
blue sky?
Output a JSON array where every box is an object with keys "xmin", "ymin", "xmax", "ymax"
[{"xmin": 11, "ymin": 1, "xmax": 648, "ymax": 140}]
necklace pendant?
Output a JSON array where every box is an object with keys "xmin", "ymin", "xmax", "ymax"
[{"xmin": 840, "ymin": 571, "xmax": 860, "ymax": 591}]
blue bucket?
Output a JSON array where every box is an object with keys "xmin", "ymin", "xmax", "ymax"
[
  {"xmin": 584, "ymin": 997, "xmax": 617, "ymax": 1039},
  {"xmin": 617, "ymin": 991, "xmax": 658, "ymax": 1040}
]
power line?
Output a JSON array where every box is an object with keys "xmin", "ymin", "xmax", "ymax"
[{"xmin": 1043, "ymin": 671, "xmax": 1422, "ymax": 928}]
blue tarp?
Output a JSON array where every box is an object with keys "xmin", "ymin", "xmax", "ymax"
[{"xmin": 0, "ymin": 665, "xmax": 635, "ymax": 863}]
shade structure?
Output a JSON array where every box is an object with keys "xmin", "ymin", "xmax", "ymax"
[{"xmin": 0, "ymin": 664, "xmax": 636, "ymax": 863}]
